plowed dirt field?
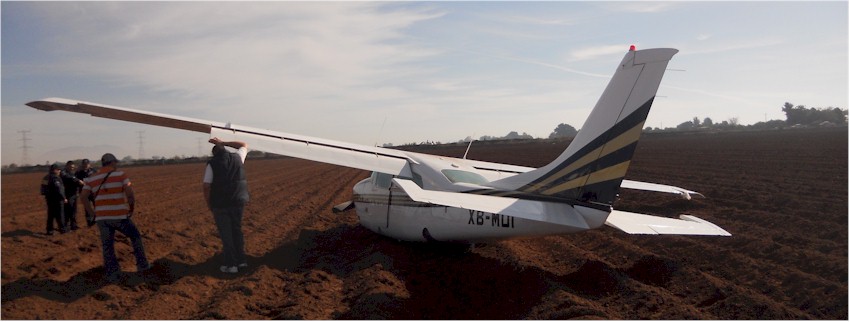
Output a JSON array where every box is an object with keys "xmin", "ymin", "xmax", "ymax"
[{"xmin": 2, "ymin": 128, "xmax": 847, "ymax": 319}]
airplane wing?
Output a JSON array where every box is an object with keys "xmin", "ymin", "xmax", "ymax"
[
  {"xmin": 605, "ymin": 210, "xmax": 730, "ymax": 236},
  {"xmin": 27, "ymin": 98, "xmax": 705, "ymax": 200},
  {"xmin": 26, "ymin": 98, "xmax": 414, "ymax": 177}
]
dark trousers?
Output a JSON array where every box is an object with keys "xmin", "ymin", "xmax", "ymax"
[
  {"xmin": 45, "ymin": 199, "xmax": 66, "ymax": 233},
  {"xmin": 64, "ymin": 195, "xmax": 79, "ymax": 230},
  {"xmin": 212, "ymin": 206, "xmax": 246, "ymax": 267},
  {"xmin": 97, "ymin": 218, "xmax": 149, "ymax": 277}
]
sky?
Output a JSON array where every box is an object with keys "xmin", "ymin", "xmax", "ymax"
[{"xmin": 2, "ymin": 1, "xmax": 848, "ymax": 166}]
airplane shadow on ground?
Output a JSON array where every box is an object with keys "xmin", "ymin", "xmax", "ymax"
[
  {"xmin": 255, "ymin": 222, "xmax": 650, "ymax": 320},
  {"xmin": 2, "ymin": 221, "xmax": 677, "ymax": 320},
  {"xmin": 1, "ymin": 229, "xmax": 37, "ymax": 238},
  {"xmin": 256, "ymin": 217, "xmax": 683, "ymax": 319},
  {"xmin": 0, "ymin": 250, "xmax": 239, "ymax": 304},
  {"xmin": 255, "ymin": 224, "xmax": 541, "ymax": 319}
]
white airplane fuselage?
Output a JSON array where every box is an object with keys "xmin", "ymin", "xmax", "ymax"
[
  {"xmin": 353, "ymin": 182, "xmax": 609, "ymax": 243},
  {"xmin": 351, "ymin": 152, "xmax": 611, "ymax": 242}
]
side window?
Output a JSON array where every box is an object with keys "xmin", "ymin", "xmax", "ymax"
[
  {"xmin": 373, "ymin": 172, "xmax": 393, "ymax": 189},
  {"xmin": 371, "ymin": 171, "xmax": 420, "ymax": 189},
  {"xmin": 411, "ymin": 172, "xmax": 424, "ymax": 188},
  {"xmin": 441, "ymin": 169, "xmax": 489, "ymax": 185}
]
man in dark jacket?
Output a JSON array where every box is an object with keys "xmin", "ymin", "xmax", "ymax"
[
  {"xmin": 61, "ymin": 160, "xmax": 86, "ymax": 231},
  {"xmin": 203, "ymin": 137, "xmax": 250, "ymax": 274},
  {"xmin": 41, "ymin": 163, "xmax": 67, "ymax": 235}
]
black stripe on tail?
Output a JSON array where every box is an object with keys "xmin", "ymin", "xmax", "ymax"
[{"xmin": 517, "ymin": 98, "xmax": 653, "ymax": 205}]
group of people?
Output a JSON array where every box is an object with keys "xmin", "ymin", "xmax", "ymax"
[
  {"xmin": 40, "ymin": 159, "xmax": 97, "ymax": 234},
  {"xmin": 40, "ymin": 137, "xmax": 251, "ymax": 281}
]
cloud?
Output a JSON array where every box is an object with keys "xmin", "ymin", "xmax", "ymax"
[
  {"xmin": 4, "ymin": 1, "xmax": 845, "ymax": 165},
  {"xmin": 491, "ymin": 13, "xmax": 578, "ymax": 26},
  {"xmin": 34, "ymin": 3, "xmax": 444, "ymax": 103},
  {"xmin": 567, "ymin": 45, "xmax": 627, "ymax": 62},
  {"xmin": 599, "ymin": 2, "xmax": 678, "ymax": 13},
  {"xmin": 451, "ymin": 47, "xmax": 611, "ymax": 79},
  {"xmin": 682, "ymin": 37, "xmax": 785, "ymax": 56}
]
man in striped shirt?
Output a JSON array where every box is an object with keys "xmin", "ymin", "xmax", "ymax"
[{"xmin": 80, "ymin": 153, "xmax": 151, "ymax": 281}]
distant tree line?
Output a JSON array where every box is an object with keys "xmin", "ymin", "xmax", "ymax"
[
  {"xmin": 385, "ymin": 131, "xmax": 540, "ymax": 147},
  {"xmin": 781, "ymin": 102, "xmax": 847, "ymax": 126},
  {"xmin": 2, "ymin": 150, "xmax": 281, "ymax": 174},
  {"xmin": 548, "ymin": 123, "xmax": 578, "ymax": 139},
  {"xmin": 647, "ymin": 102, "xmax": 847, "ymax": 133},
  {"xmin": 388, "ymin": 101, "xmax": 846, "ymax": 148}
]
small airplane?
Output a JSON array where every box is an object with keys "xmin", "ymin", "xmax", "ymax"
[{"xmin": 27, "ymin": 46, "xmax": 730, "ymax": 243}]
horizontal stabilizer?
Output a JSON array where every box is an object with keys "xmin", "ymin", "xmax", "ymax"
[
  {"xmin": 392, "ymin": 178, "xmax": 608, "ymax": 229},
  {"xmin": 605, "ymin": 210, "xmax": 730, "ymax": 236},
  {"xmin": 332, "ymin": 201, "xmax": 355, "ymax": 213},
  {"xmin": 620, "ymin": 179, "xmax": 704, "ymax": 200}
]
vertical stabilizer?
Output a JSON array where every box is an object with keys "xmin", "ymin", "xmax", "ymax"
[{"xmin": 489, "ymin": 48, "xmax": 678, "ymax": 206}]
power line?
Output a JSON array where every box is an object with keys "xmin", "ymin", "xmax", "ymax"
[
  {"xmin": 197, "ymin": 138, "xmax": 203, "ymax": 157},
  {"xmin": 136, "ymin": 131, "xmax": 145, "ymax": 159},
  {"xmin": 18, "ymin": 130, "xmax": 32, "ymax": 166}
]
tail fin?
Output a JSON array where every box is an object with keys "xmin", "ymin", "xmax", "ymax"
[{"xmin": 489, "ymin": 47, "xmax": 678, "ymax": 206}]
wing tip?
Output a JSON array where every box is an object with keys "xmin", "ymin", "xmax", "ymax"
[{"xmin": 26, "ymin": 98, "xmax": 78, "ymax": 111}]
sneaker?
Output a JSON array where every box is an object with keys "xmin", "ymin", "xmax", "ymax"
[
  {"xmin": 238, "ymin": 263, "xmax": 248, "ymax": 269},
  {"xmin": 220, "ymin": 266, "xmax": 238, "ymax": 274}
]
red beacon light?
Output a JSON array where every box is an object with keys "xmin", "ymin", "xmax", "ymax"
[{"xmin": 629, "ymin": 45, "xmax": 636, "ymax": 51}]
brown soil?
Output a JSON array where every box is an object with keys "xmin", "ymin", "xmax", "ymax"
[{"xmin": 2, "ymin": 127, "xmax": 847, "ymax": 319}]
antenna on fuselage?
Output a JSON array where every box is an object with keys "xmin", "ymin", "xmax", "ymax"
[
  {"xmin": 374, "ymin": 116, "xmax": 388, "ymax": 147},
  {"xmin": 462, "ymin": 139, "xmax": 475, "ymax": 160}
]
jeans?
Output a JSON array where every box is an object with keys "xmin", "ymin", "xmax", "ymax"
[
  {"xmin": 97, "ymin": 218, "xmax": 149, "ymax": 277},
  {"xmin": 212, "ymin": 206, "xmax": 246, "ymax": 267}
]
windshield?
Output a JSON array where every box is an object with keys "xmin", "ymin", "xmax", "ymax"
[{"xmin": 441, "ymin": 169, "xmax": 489, "ymax": 185}]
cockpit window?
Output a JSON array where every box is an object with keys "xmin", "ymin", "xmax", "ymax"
[
  {"xmin": 441, "ymin": 169, "xmax": 489, "ymax": 185},
  {"xmin": 370, "ymin": 171, "xmax": 424, "ymax": 189},
  {"xmin": 372, "ymin": 172, "xmax": 394, "ymax": 189},
  {"xmin": 411, "ymin": 172, "xmax": 424, "ymax": 188}
]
